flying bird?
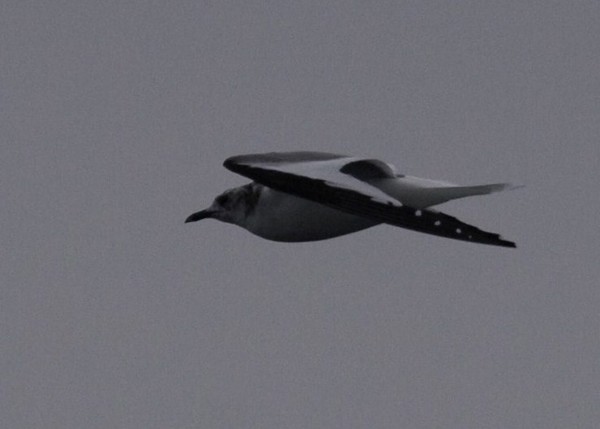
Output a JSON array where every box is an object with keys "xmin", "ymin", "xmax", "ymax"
[{"xmin": 185, "ymin": 152, "xmax": 518, "ymax": 247}]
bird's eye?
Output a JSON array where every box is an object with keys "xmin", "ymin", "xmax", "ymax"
[{"xmin": 216, "ymin": 194, "xmax": 229, "ymax": 206}]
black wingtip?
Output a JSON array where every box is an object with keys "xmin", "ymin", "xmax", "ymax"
[
  {"xmin": 499, "ymin": 240, "xmax": 517, "ymax": 249},
  {"xmin": 223, "ymin": 156, "xmax": 238, "ymax": 170},
  {"xmin": 224, "ymin": 152, "xmax": 347, "ymax": 171},
  {"xmin": 487, "ymin": 234, "xmax": 517, "ymax": 248}
]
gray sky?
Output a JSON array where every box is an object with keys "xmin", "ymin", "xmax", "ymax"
[{"xmin": 2, "ymin": 2, "xmax": 599, "ymax": 428}]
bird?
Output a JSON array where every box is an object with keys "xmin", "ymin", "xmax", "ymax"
[{"xmin": 185, "ymin": 151, "xmax": 519, "ymax": 247}]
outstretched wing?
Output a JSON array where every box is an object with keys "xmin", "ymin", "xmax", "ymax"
[{"xmin": 224, "ymin": 152, "xmax": 516, "ymax": 248}]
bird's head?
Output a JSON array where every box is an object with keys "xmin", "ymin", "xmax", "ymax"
[{"xmin": 185, "ymin": 184, "xmax": 259, "ymax": 225}]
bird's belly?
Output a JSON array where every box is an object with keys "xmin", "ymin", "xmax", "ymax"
[{"xmin": 247, "ymin": 190, "xmax": 379, "ymax": 242}]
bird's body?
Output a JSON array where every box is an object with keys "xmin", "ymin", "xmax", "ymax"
[
  {"xmin": 186, "ymin": 151, "xmax": 519, "ymax": 247},
  {"xmin": 243, "ymin": 184, "xmax": 378, "ymax": 242}
]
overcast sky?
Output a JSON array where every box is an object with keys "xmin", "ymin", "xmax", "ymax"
[{"xmin": 2, "ymin": 2, "xmax": 599, "ymax": 428}]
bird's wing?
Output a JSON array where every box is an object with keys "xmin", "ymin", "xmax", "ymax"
[{"xmin": 224, "ymin": 152, "xmax": 516, "ymax": 248}]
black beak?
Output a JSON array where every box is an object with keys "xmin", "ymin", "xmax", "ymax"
[{"xmin": 185, "ymin": 209, "xmax": 214, "ymax": 223}]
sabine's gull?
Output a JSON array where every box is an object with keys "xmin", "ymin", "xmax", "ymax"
[{"xmin": 185, "ymin": 152, "xmax": 518, "ymax": 247}]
